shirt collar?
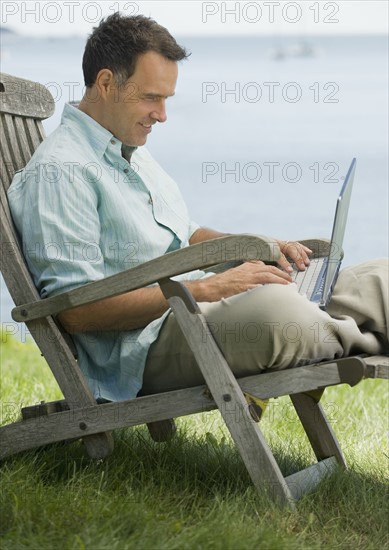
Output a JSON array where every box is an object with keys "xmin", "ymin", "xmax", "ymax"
[{"xmin": 61, "ymin": 103, "xmax": 127, "ymax": 160}]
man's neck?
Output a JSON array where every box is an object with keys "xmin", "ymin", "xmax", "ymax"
[{"xmin": 121, "ymin": 144, "xmax": 137, "ymax": 162}]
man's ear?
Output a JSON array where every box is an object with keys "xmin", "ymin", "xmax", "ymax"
[{"xmin": 95, "ymin": 69, "xmax": 116, "ymax": 99}]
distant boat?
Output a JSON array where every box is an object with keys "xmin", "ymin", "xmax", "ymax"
[
  {"xmin": 292, "ymin": 41, "xmax": 316, "ymax": 57},
  {"xmin": 271, "ymin": 41, "xmax": 316, "ymax": 61},
  {"xmin": 0, "ymin": 26, "xmax": 17, "ymax": 35},
  {"xmin": 272, "ymin": 47, "xmax": 286, "ymax": 61}
]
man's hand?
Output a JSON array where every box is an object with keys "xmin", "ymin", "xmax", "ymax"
[
  {"xmin": 186, "ymin": 260, "xmax": 292, "ymax": 302},
  {"xmin": 190, "ymin": 229, "xmax": 312, "ymax": 273},
  {"xmin": 276, "ymin": 240, "xmax": 313, "ymax": 272}
]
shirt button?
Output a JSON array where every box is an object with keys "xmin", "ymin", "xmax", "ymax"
[
  {"xmin": 148, "ymin": 197, "xmax": 153, "ymax": 204},
  {"xmin": 110, "ymin": 139, "xmax": 116, "ymax": 145},
  {"xmin": 123, "ymin": 168, "xmax": 129, "ymax": 174}
]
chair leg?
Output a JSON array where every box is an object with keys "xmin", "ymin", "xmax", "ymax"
[
  {"xmin": 160, "ymin": 281, "xmax": 296, "ymax": 507},
  {"xmin": 290, "ymin": 392, "xmax": 347, "ymax": 468},
  {"xmin": 147, "ymin": 419, "xmax": 177, "ymax": 442},
  {"xmin": 82, "ymin": 432, "xmax": 114, "ymax": 459},
  {"xmin": 21, "ymin": 399, "xmax": 114, "ymax": 459}
]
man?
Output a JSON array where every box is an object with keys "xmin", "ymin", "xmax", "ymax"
[{"xmin": 8, "ymin": 14, "xmax": 388, "ymax": 401}]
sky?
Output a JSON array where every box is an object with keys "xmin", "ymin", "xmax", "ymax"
[{"xmin": 1, "ymin": 0, "xmax": 388, "ymax": 37}]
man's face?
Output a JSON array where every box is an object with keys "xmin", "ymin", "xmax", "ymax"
[{"xmin": 104, "ymin": 51, "xmax": 178, "ymax": 146}]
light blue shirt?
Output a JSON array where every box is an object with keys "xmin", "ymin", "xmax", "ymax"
[{"xmin": 8, "ymin": 104, "xmax": 202, "ymax": 401}]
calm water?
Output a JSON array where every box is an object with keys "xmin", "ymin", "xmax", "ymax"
[{"xmin": 1, "ymin": 33, "xmax": 388, "ymax": 331}]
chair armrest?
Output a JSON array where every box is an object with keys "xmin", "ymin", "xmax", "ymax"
[
  {"xmin": 12, "ymin": 234, "xmax": 280, "ymax": 322},
  {"xmin": 205, "ymin": 238, "xmax": 332, "ymax": 274}
]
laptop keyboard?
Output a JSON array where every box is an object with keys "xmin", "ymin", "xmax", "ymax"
[{"xmin": 291, "ymin": 257, "xmax": 326, "ymax": 299}]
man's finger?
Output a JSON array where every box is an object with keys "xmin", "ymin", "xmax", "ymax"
[
  {"xmin": 265, "ymin": 264, "xmax": 293, "ymax": 282},
  {"xmin": 276, "ymin": 254, "xmax": 293, "ymax": 273}
]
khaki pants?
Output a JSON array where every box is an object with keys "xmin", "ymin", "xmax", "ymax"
[{"xmin": 141, "ymin": 259, "xmax": 388, "ymax": 394}]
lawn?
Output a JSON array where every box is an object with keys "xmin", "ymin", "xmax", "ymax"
[{"xmin": 1, "ymin": 334, "xmax": 388, "ymax": 550}]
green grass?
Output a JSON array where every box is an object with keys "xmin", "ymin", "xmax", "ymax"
[{"xmin": 1, "ymin": 334, "xmax": 388, "ymax": 550}]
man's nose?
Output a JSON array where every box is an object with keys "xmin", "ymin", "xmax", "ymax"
[{"xmin": 151, "ymin": 100, "xmax": 167, "ymax": 123}]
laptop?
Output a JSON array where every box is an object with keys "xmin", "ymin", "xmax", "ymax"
[{"xmin": 290, "ymin": 158, "xmax": 356, "ymax": 310}]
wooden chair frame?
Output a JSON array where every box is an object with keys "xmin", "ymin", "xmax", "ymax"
[{"xmin": 1, "ymin": 73, "xmax": 388, "ymax": 508}]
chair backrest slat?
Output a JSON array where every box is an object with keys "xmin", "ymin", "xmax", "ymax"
[
  {"xmin": 12, "ymin": 115, "xmax": 33, "ymax": 166},
  {"xmin": 0, "ymin": 195, "xmax": 41, "ymax": 305},
  {"xmin": 0, "ymin": 114, "xmax": 19, "ymax": 187},
  {"xmin": 0, "ymin": 174, "xmax": 13, "ymax": 226},
  {"xmin": 25, "ymin": 117, "xmax": 45, "ymax": 151}
]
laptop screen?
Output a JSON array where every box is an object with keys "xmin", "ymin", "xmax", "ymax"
[{"xmin": 321, "ymin": 158, "xmax": 356, "ymax": 304}]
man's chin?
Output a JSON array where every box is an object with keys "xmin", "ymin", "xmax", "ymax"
[{"xmin": 123, "ymin": 137, "xmax": 147, "ymax": 147}]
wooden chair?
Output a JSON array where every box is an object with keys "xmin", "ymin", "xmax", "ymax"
[{"xmin": 1, "ymin": 73, "xmax": 388, "ymax": 508}]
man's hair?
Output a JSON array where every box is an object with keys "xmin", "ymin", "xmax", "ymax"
[{"xmin": 82, "ymin": 13, "xmax": 189, "ymax": 88}]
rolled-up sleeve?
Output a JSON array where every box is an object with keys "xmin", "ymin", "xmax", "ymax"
[{"xmin": 188, "ymin": 220, "xmax": 200, "ymax": 240}]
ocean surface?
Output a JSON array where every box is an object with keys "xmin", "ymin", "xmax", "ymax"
[{"xmin": 1, "ymin": 33, "xmax": 388, "ymax": 333}]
